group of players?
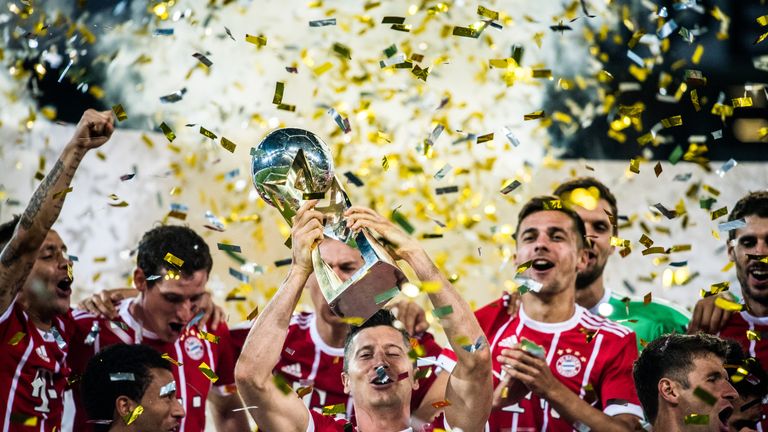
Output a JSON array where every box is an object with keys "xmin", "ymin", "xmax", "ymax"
[{"xmin": 1, "ymin": 109, "xmax": 766, "ymax": 432}]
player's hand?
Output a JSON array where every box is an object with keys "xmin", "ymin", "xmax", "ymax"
[
  {"xmin": 78, "ymin": 288, "xmax": 136, "ymax": 319},
  {"xmin": 498, "ymin": 345, "xmax": 563, "ymax": 400},
  {"xmin": 688, "ymin": 291, "xmax": 735, "ymax": 334},
  {"xmin": 70, "ymin": 109, "xmax": 115, "ymax": 150},
  {"xmin": 291, "ymin": 200, "xmax": 325, "ymax": 276},
  {"xmin": 389, "ymin": 299, "xmax": 429, "ymax": 335},
  {"xmin": 200, "ymin": 292, "xmax": 225, "ymax": 331},
  {"xmin": 506, "ymin": 290, "xmax": 521, "ymax": 317},
  {"xmin": 344, "ymin": 206, "xmax": 421, "ymax": 260}
]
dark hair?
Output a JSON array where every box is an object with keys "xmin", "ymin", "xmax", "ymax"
[
  {"xmin": 553, "ymin": 177, "xmax": 619, "ymax": 235},
  {"xmin": 0, "ymin": 215, "xmax": 21, "ymax": 251},
  {"xmin": 81, "ymin": 344, "xmax": 171, "ymax": 432},
  {"xmin": 137, "ymin": 225, "xmax": 212, "ymax": 286},
  {"xmin": 728, "ymin": 191, "xmax": 768, "ymax": 240},
  {"xmin": 514, "ymin": 195, "xmax": 588, "ymax": 249},
  {"xmin": 633, "ymin": 333, "xmax": 730, "ymax": 423},
  {"xmin": 343, "ymin": 309, "xmax": 410, "ymax": 372},
  {"xmin": 723, "ymin": 339, "xmax": 768, "ymax": 401}
]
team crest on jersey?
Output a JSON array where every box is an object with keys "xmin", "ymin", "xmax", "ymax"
[
  {"xmin": 555, "ymin": 354, "xmax": 581, "ymax": 377},
  {"xmin": 184, "ymin": 335, "xmax": 205, "ymax": 361}
]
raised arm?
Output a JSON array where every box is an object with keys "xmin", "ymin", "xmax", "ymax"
[
  {"xmin": 345, "ymin": 206, "xmax": 493, "ymax": 432},
  {"xmin": 0, "ymin": 109, "xmax": 114, "ymax": 313},
  {"xmin": 234, "ymin": 201, "xmax": 324, "ymax": 432}
]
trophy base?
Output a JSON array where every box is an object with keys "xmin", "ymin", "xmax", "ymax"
[{"xmin": 327, "ymin": 260, "xmax": 405, "ymax": 322}]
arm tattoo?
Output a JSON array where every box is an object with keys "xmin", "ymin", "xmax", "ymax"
[
  {"xmin": 19, "ymin": 159, "xmax": 65, "ymax": 229},
  {"xmin": 0, "ymin": 241, "xmax": 20, "ymax": 266}
]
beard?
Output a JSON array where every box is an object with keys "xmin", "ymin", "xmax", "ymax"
[{"xmin": 576, "ymin": 262, "xmax": 605, "ymax": 290}]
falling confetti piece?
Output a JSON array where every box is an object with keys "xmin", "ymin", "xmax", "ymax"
[
  {"xmin": 433, "ymin": 305, "xmax": 454, "ymax": 318},
  {"xmin": 192, "ymin": 52, "xmax": 212, "ymax": 67},
  {"xmin": 520, "ymin": 338, "xmax": 545, "ymax": 358},
  {"xmin": 8, "ymin": 332, "xmax": 25, "ymax": 346},
  {"xmin": 714, "ymin": 297, "xmax": 744, "ymax": 312},
  {"xmin": 710, "ymin": 207, "xmax": 728, "ymax": 220},
  {"xmin": 375, "ymin": 287, "xmax": 400, "ymax": 304},
  {"xmin": 163, "ymin": 252, "xmax": 184, "ymax": 268},
  {"xmin": 684, "ymin": 414, "xmax": 709, "ymax": 425},
  {"xmin": 220, "ymin": 137, "xmax": 236, "ymax": 153},
  {"xmin": 322, "ymin": 403, "xmax": 346, "ymax": 415},
  {"xmin": 524, "ymin": 110, "xmax": 545, "ymax": 120},
  {"xmin": 109, "ymin": 372, "xmax": 135, "ymax": 381},
  {"xmin": 245, "ymin": 34, "xmax": 267, "ymax": 46},
  {"xmin": 198, "ymin": 330, "xmax": 220, "ymax": 343},
  {"xmin": 435, "ymin": 186, "xmax": 459, "ymax": 195},
  {"xmin": 159, "ymin": 122, "xmax": 176, "ymax": 142},
  {"xmin": 123, "ymin": 405, "xmax": 144, "ymax": 425},
  {"xmin": 309, "ymin": 18, "xmax": 336, "ymax": 27},
  {"xmin": 431, "ymin": 400, "xmax": 451, "ymax": 409},
  {"xmin": 715, "ymin": 159, "xmax": 737, "ymax": 177},
  {"xmin": 693, "ymin": 386, "xmax": 716, "ymax": 405},
  {"xmin": 112, "ymin": 104, "xmax": 127, "ymax": 121},
  {"xmin": 198, "ymin": 362, "xmax": 219, "ymax": 383}
]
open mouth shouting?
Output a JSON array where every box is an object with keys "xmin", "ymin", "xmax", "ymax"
[
  {"xmin": 717, "ymin": 405, "xmax": 734, "ymax": 431},
  {"xmin": 168, "ymin": 322, "xmax": 184, "ymax": 334},
  {"xmin": 531, "ymin": 258, "xmax": 555, "ymax": 272},
  {"xmin": 55, "ymin": 276, "xmax": 73, "ymax": 297},
  {"xmin": 746, "ymin": 262, "xmax": 768, "ymax": 287}
]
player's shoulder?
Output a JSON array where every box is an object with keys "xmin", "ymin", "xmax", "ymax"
[
  {"xmin": 290, "ymin": 310, "xmax": 314, "ymax": 330},
  {"xmin": 580, "ymin": 307, "xmax": 635, "ymax": 339}
]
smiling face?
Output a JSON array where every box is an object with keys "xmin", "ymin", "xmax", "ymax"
[
  {"xmin": 728, "ymin": 216, "xmax": 768, "ymax": 311},
  {"xmin": 134, "ymin": 268, "xmax": 208, "ymax": 342},
  {"xmin": 515, "ymin": 210, "xmax": 588, "ymax": 297},
  {"xmin": 306, "ymin": 239, "xmax": 365, "ymax": 324},
  {"xmin": 129, "ymin": 368, "xmax": 185, "ymax": 432},
  {"xmin": 341, "ymin": 325, "xmax": 417, "ymax": 411},
  {"xmin": 571, "ymin": 198, "xmax": 615, "ymax": 290},
  {"xmin": 668, "ymin": 353, "xmax": 738, "ymax": 432},
  {"xmin": 20, "ymin": 230, "xmax": 73, "ymax": 319}
]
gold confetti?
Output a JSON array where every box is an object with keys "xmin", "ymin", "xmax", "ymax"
[
  {"xmin": 161, "ymin": 353, "xmax": 182, "ymax": 366},
  {"xmin": 112, "ymin": 104, "xmax": 127, "ymax": 121},
  {"xmin": 313, "ymin": 62, "xmax": 333, "ymax": 75},
  {"xmin": 200, "ymin": 126, "xmax": 217, "ymax": 140},
  {"xmin": 322, "ymin": 403, "xmax": 346, "ymax": 415},
  {"xmin": 732, "ymin": 97, "xmax": 753, "ymax": 108},
  {"xmin": 198, "ymin": 362, "xmax": 219, "ymax": 383},
  {"xmin": 684, "ymin": 414, "xmax": 709, "ymax": 425},
  {"xmin": 661, "ymin": 115, "xmax": 683, "ymax": 128},
  {"xmin": 524, "ymin": 110, "xmax": 545, "ymax": 121},
  {"xmin": 747, "ymin": 330, "xmax": 761, "ymax": 341},
  {"xmin": 710, "ymin": 206, "xmax": 728, "ymax": 220},
  {"xmin": 714, "ymin": 297, "xmax": 744, "ymax": 312},
  {"xmin": 8, "ymin": 332, "xmax": 25, "ymax": 346},
  {"xmin": 220, "ymin": 137, "xmax": 236, "ymax": 153},
  {"xmin": 477, "ymin": 5, "xmax": 499, "ymax": 20},
  {"xmin": 245, "ymin": 34, "xmax": 267, "ymax": 47},
  {"xmin": 247, "ymin": 306, "xmax": 259, "ymax": 321},
  {"xmin": 340, "ymin": 317, "xmax": 365, "ymax": 326},
  {"xmin": 163, "ymin": 252, "xmax": 184, "ymax": 268},
  {"xmin": 198, "ymin": 331, "xmax": 220, "ymax": 343},
  {"xmin": 123, "ymin": 405, "xmax": 144, "ymax": 425},
  {"xmin": 53, "ymin": 187, "xmax": 73, "ymax": 200},
  {"xmin": 692, "ymin": 44, "xmax": 704, "ymax": 64},
  {"xmin": 516, "ymin": 260, "xmax": 532, "ymax": 274},
  {"xmin": 159, "ymin": 122, "xmax": 176, "ymax": 142}
]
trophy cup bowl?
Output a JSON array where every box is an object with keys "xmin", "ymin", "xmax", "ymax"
[{"xmin": 251, "ymin": 128, "xmax": 406, "ymax": 322}]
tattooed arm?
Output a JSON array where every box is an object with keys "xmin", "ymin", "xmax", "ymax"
[{"xmin": 0, "ymin": 109, "xmax": 115, "ymax": 313}]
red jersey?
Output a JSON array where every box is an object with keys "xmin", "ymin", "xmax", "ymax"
[
  {"xmin": 0, "ymin": 298, "xmax": 72, "ymax": 432},
  {"xmin": 718, "ymin": 310, "xmax": 768, "ymax": 432},
  {"xmin": 231, "ymin": 311, "xmax": 441, "ymax": 418},
  {"xmin": 66, "ymin": 298, "xmax": 237, "ymax": 432},
  {"xmin": 438, "ymin": 298, "xmax": 643, "ymax": 432},
  {"xmin": 307, "ymin": 407, "xmax": 443, "ymax": 431}
]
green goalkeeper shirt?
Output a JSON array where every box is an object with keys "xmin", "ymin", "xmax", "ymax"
[{"xmin": 589, "ymin": 288, "xmax": 691, "ymax": 351}]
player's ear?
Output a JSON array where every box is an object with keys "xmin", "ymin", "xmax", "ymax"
[
  {"xmin": 115, "ymin": 395, "xmax": 136, "ymax": 423},
  {"xmin": 727, "ymin": 237, "xmax": 736, "ymax": 263},
  {"xmin": 341, "ymin": 372, "xmax": 351, "ymax": 395},
  {"xmin": 658, "ymin": 377, "xmax": 679, "ymax": 404},
  {"xmin": 133, "ymin": 268, "xmax": 148, "ymax": 294}
]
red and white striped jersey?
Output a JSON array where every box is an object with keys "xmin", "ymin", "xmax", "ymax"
[
  {"xmin": 66, "ymin": 298, "xmax": 237, "ymax": 432},
  {"xmin": 718, "ymin": 310, "xmax": 768, "ymax": 432},
  {"xmin": 231, "ymin": 311, "xmax": 442, "ymax": 418},
  {"xmin": 0, "ymin": 298, "xmax": 72, "ymax": 432},
  {"xmin": 439, "ymin": 297, "xmax": 642, "ymax": 432}
]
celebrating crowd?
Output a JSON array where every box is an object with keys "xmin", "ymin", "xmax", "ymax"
[{"xmin": 1, "ymin": 109, "xmax": 767, "ymax": 432}]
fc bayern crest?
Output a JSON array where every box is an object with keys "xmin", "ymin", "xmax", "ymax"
[
  {"xmin": 555, "ymin": 354, "xmax": 582, "ymax": 377},
  {"xmin": 185, "ymin": 335, "xmax": 205, "ymax": 361}
]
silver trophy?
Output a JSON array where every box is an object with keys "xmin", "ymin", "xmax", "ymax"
[{"xmin": 251, "ymin": 128, "xmax": 406, "ymax": 321}]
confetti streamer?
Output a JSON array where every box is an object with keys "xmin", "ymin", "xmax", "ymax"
[
  {"xmin": 162, "ymin": 353, "xmax": 182, "ymax": 366},
  {"xmin": 112, "ymin": 104, "xmax": 127, "ymax": 121},
  {"xmin": 375, "ymin": 287, "xmax": 400, "ymax": 304},
  {"xmin": 123, "ymin": 405, "xmax": 144, "ymax": 425},
  {"xmin": 309, "ymin": 18, "xmax": 336, "ymax": 27},
  {"xmin": 109, "ymin": 372, "xmax": 135, "ymax": 381},
  {"xmin": 520, "ymin": 339, "xmax": 545, "ymax": 358},
  {"xmin": 198, "ymin": 362, "xmax": 219, "ymax": 383},
  {"xmin": 715, "ymin": 159, "xmax": 738, "ymax": 177},
  {"xmin": 159, "ymin": 381, "xmax": 176, "ymax": 398},
  {"xmin": 433, "ymin": 305, "xmax": 453, "ymax": 318}
]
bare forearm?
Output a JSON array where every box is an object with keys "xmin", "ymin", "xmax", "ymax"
[
  {"xmin": 235, "ymin": 268, "xmax": 310, "ymax": 394},
  {"xmin": 210, "ymin": 393, "xmax": 250, "ymax": 432},
  {"xmin": 0, "ymin": 141, "xmax": 87, "ymax": 307},
  {"xmin": 401, "ymin": 249, "xmax": 485, "ymax": 358}
]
